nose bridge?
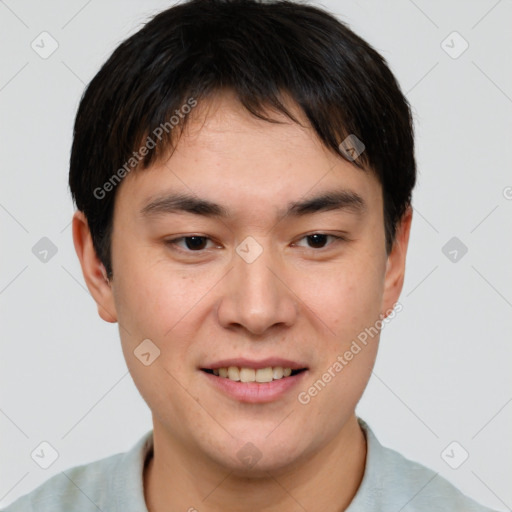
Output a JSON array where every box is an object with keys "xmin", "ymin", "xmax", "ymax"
[{"xmin": 218, "ymin": 236, "xmax": 297, "ymax": 334}]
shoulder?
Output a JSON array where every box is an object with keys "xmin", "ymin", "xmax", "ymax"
[
  {"xmin": 1, "ymin": 453, "xmax": 123, "ymax": 512},
  {"xmin": 348, "ymin": 419, "xmax": 498, "ymax": 512},
  {"xmin": 1, "ymin": 431, "xmax": 153, "ymax": 512}
]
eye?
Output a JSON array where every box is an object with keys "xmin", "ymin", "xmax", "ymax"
[
  {"xmin": 165, "ymin": 235, "xmax": 218, "ymax": 252},
  {"xmin": 293, "ymin": 233, "xmax": 347, "ymax": 250},
  {"xmin": 165, "ymin": 233, "xmax": 348, "ymax": 254}
]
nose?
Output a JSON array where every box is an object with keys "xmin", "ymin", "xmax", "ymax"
[{"xmin": 216, "ymin": 240, "xmax": 298, "ymax": 336}]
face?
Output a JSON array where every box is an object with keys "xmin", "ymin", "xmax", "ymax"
[{"xmin": 74, "ymin": 90, "xmax": 411, "ymax": 475}]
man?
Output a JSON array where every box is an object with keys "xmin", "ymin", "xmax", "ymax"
[{"xmin": 2, "ymin": 0, "xmax": 498, "ymax": 510}]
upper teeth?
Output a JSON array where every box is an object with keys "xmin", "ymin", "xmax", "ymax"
[{"xmin": 213, "ymin": 366, "xmax": 293, "ymax": 382}]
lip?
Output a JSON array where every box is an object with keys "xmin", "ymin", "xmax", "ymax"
[
  {"xmin": 200, "ymin": 357, "xmax": 307, "ymax": 370},
  {"xmin": 201, "ymin": 368, "xmax": 308, "ymax": 403}
]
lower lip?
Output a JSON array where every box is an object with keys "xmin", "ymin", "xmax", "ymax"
[{"xmin": 201, "ymin": 370, "xmax": 308, "ymax": 403}]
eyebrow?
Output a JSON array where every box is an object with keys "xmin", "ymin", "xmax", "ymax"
[{"xmin": 139, "ymin": 189, "xmax": 366, "ymax": 221}]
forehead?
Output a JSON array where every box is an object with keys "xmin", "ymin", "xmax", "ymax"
[{"xmin": 114, "ymin": 91, "xmax": 382, "ymax": 225}]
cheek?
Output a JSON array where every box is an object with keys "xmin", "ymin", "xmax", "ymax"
[
  {"xmin": 303, "ymin": 252, "xmax": 385, "ymax": 414},
  {"xmin": 111, "ymin": 249, "xmax": 219, "ymax": 376},
  {"xmin": 297, "ymin": 255, "xmax": 386, "ymax": 343},
  {"xmin": 112, "ymin": 261, "xmax": 202, "ymax": 419},
  {"xmin": 112, "ymin": 246, "xmax": 193, "ymax": 333}
]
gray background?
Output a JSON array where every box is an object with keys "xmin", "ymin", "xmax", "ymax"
[{"xmin": 1, "ymin": 0, "xmax": 511, "ymax": 509}]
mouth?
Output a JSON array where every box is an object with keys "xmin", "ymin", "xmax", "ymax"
[
  {"xmin": 200, "ymin": 366, "xmax": 307, "ymax": 382},
  {"xmin": 199, "ymin": 360, "xmax": 309, "ymax": 403}
]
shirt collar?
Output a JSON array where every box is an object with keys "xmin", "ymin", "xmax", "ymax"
[{"xmin": 113, "ymin": 428, "xmax": 153, "ymax": 512}]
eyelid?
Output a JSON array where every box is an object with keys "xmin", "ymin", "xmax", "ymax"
[
  {"xmin": 165, "ymin": 232, "xmax": 349, "ymax": 254},
  {"xmin": 164, "ymin": 235, "xmax": 219, "ymax": 253},
  {"xmin": 291, "ymin": 233, "xmax": 349, "ymax": 249}
]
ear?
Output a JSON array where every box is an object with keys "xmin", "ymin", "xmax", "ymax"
[
  {"xmin": 72, "ymin": 210, "xmax": 118, "ymax": 323},
  {"xmin": 381, "ymin": 206, "xmax": 413, "ymax": 316}
]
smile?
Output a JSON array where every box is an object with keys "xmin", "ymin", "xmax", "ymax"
[
  {"xmin": 200, "ymin": 364, "xmax": 308, "ymax": 403},
  {"xmin": 202, "ymin": 366, "xmax": 306, "ymax": 383}
]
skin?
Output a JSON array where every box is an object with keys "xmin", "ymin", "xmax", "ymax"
[{"xmin": 73, "ymin": 89, "xmax": 412, "ymax": 512}]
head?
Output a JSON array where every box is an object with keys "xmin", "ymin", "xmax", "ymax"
[{"xmin": 70, "ymin": 0, "xmax": 415, "ymax": 474}]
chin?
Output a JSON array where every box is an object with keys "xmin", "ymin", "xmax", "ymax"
[
  {"xmin": 227, "ymin": 450, "xmax": 303, "ymax": 477},
  {"xmin": 205, "ymin": 433, "xmax": 308, "ymax": 476}
]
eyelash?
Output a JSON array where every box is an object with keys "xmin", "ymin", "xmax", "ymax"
[{"xmin": 164, "ymin": 233, "xmax": 349, "ymax": 254}]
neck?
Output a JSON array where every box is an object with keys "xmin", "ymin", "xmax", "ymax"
[{"xmin": 143, "ymin": 414, "xmax": 367, "ymax": 512}]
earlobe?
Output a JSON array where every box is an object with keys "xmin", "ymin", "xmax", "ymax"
[{"xmin": 71, "ymin": 210, "xmax": 118, "ymax": 323}]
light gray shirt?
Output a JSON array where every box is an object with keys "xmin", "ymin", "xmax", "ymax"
[{"xmin": 1, "ymin": 418, "xmax": 497, "ymax": 511}]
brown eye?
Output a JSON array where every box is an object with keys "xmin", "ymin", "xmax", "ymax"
[
  {"xmin": 183, "ymin": 236, "xmax": 208, "ymax": 250},
  {"xmin": 294, "ymin": 233, "xmax": 346, "ymax": 250},
  {"xmin": 165, "ymin": 235, "xmax": 214, "ymax": 252},
  {"xmin": 306, "ymin": 234, "xmax": 329, "ymax": 249}
]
